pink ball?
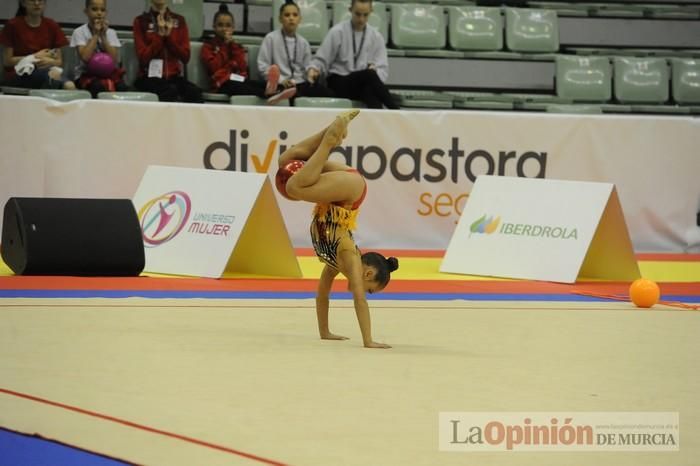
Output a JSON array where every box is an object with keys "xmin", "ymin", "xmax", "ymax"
[{"xmin": 87, "ymin": 52, "xmax": 116, "ymax": 78}]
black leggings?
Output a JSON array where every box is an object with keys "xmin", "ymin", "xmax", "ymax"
[
  {"xmin": 218, "ymin": 79, "xmax": 268, "ymax": 98},
  {"xmin": 295, "ymin": 81, "xmax": 335, "ymax": 98},
  {"xmin": 327, "ymin": 69, "xmax": 399, "ymax": 109},
  {"xmin": 134, "ymin": 76, "xmax": 203, "ymax": 103},
  {"xmin": 80, "ymin": 80, "xmax": 129, "ymax": 98}
]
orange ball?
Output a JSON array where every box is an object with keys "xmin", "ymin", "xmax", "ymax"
[{"xmin": 629, "ymin": 278, "xmax": 660, "ymax": 308}]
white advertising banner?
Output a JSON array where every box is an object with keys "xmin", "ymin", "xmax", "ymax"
[
  {"xmin": 132, "ymin": 165, "xmax": 300, "ymax": 278},
  {"xmin": 440, "ymin": 176, "xmax": 640, "ymax": 283},
  {"xmin": 0, "ymin": 96, "xmax": 698, "ymax": 253}
]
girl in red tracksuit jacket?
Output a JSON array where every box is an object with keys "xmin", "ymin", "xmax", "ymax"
[
  {"xmin": 201, "ymin": 3, "xmax": 296, "ymax": 105},
  {"xmin": 132, "ymin": 0, "xmax": 202, "ymax": 102}
]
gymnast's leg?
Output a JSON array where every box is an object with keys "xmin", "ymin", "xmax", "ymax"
[
  {"xmin": 278, "ymin": 110, "xmax": 359, "ymax": 167},
  {"xmin": 284, "ymin": 111, "xmax": 363, "ymax": 205}
]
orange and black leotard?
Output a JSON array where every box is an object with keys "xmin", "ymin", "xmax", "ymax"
[{"xmin": 310, "ymin": 171, "xmax": 367, "ymax": 270}]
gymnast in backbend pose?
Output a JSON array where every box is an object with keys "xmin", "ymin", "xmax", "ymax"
[{"xmin": 275, "ymin": 110, "xmax": 397, "ymax": 349}]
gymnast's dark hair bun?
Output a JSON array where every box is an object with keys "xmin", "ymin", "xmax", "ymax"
[
  {"xmin": 386, "ymin": 256, "xmax": 399, "ymax": 272},
  {"xmin": 218, "ymin": 3, "xmax": 230, "ymax": 13},
  {"xmin": 284, "ymin": 0, "xmax": 296, "ymax": 4}
]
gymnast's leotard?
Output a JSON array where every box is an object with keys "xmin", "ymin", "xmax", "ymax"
[{"xmin": 310, "ymin": 170, "xmax": 367, "ymax": 270}]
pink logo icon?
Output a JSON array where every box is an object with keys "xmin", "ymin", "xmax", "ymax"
[{"xmin": 138, "ymin": 191, "xmax": 191, "ymax": 246}]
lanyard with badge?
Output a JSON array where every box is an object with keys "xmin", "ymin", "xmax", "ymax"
[
  {"xmin": 282, "ymin": 31, "xmax": 297, "ymax": 77},
  {"xmin": 350, "ymin": 22, "xmax": 366, "ymax": 70},
  {"xmin": 147, "ymin": 11, "xmax": 168, "ymax": 78}
]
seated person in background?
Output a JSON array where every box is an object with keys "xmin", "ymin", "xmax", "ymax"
[
  {"xmin": 0, "ymin": 0, "xmax": 76, "ymax": 90},
  {"xmin": 258, "ymin": 0, "xmax": 334, "ymax": 100},
  {"xmin": 307, "ymin": 0, "xmax": 398, "ymax": 109},
  {"xmin": 201, "ymin": 3, "xmax": 295, "ymax": 105},
  {"xmin": 132, "ymin": 0, "xmax": 203, "ymax": 103},
  {"xmin": 70, "ymin": 0, "xmax": 127, "ymax": 98}
]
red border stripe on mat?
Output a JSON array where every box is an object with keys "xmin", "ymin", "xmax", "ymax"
[
  {"xmin": 0, "ymin": 388, "xmax": 288, "ymax": 466},
  {"xmin": 0, "ymin": 277, "xmax": 699, "ymax": 295}
]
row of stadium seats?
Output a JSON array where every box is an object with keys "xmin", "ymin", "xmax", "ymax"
[
  {"xmin": 526, "ymin": 1, "xmax": 700, "ymax": 19},
  {"xmin": 71, "ymin": 2, "xmax": 700, "ymax": 59},
  {"xmin": 393, "ymin": 54, "xmax": 700, "ymax": 114},
  {"xmin": 4, "ymin": 36, "xmax": 698, "ymax": 115},
  {"xmin": 12, "ymin": 88, "xmax": 359, "ymax": 109},
  {"xmin": 12, "ymin": 86, "xmax": 699, "ymax": 115},
  {"xmin": 11, "ymin": 37, "xmax": 698, "ymax": 104}
]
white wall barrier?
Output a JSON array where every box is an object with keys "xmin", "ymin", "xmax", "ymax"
[{"xmin": 1, "ymin": 96, "xmax": 699, "ymax": 253}]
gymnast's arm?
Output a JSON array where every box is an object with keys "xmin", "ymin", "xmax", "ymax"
[
  {"xmin": 340, "ymin": 250, "xmax": 391, "ymax": 349},
  {"xmin": 316, "ymin": 264, "xmax": 348, "ymax": 340}
]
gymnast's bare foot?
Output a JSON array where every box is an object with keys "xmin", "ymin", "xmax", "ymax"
[
  {"xmin": 320, "ymin": 332, "xmax": 349, "ymax": 340},
  {"xmin": 323, "ymin": 109, "xmax": 360, "ymax": 146}
]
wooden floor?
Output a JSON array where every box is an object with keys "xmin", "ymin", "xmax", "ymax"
[{"xmin": 1, "ymin": 297, "xmax": 698, "ymax": 466}]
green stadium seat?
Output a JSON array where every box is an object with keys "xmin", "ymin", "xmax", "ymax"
[
  {"xmin": 555, "ymin": 55, "xmax": 612, "ymax": 102},
  {"xmin": 400, "ymin": 99, "xmax": 453, "ymax": 109},
  {"xmin": 447, "ymin": 6, "xmax": 503, "ymax": 52},
  {"xmin": 293, "ymin": 97, "xmax": 354, "ymax": 108},
  {"xmin": 445, "ymin": 91, "xmax": 519, "ymax": 111},
  {"xmin": 503, "ymin": 93, "xmax": 571, "ymax": 104},
  {"xmin": 246, "ymin": 44, "xmax": 262, "ymax": 82},
  {"xmin": 97, "ymin": 91, "xmax": 159, "ymax": 102},
  {"xmin": 202, "ymin": 92, "xmax": 231, "ymax": 103},
  {"xmin": 391, "ymin": 89, "xmax": 454, "ymax": 102},
  {"xmin": 234, "ymin": 35, "xmax": 264, "ymax": 47},
  {"xmin": 390, "ymin": 89, "xmax": 453, "ymax": 108},
  {"xmin": 505, "ymin": 8, "xmax": 559, "ymax": 53},
  {"xmin": 332, "ymin": 1, "xmax": 389, "ymax": 44},
  {"xmin": 599, "ymin": 103, "xmax": 633, "ymax": 113},
  {"xmin": 647, "ymin": 5, "xmax": 700, "ymax": 20},
  {"xmin": 28, "ymin": 89, "xmax": 92, "ymax": 101},
  {"xmin": 445, "ymin": 91, "xmax": 516, "ymax": 103},
  {"xmin": 613, "ymin": 56, "xmax": 669, "ymax": 104},
  {"xmin": 60, "ymin": 46, "xmax": 79, "ymax": 81},
  {"xmin": 454, "ymin": 100, "xmax": 514, "ymax": 111},
  {"xmin": 186, "ymin": 41, "xmax": 211, "ymax": 91},
  {"xmin": 435, "ymin": 0, "xmax": 475, "ymax": 5},
  {"xmin": 526, "ymin": 2, "xmax": 588, "ymax": 17},
  {"xmin": 0, "ymin": 87, "xmax": 30, "ymax": 96},
  {"xmin": 272, "ymin": 0, "xmax": 329, "ymax": 45},
  {"xmin": 390, "ymin": 4, "xmax": 446, "ymax": 51},
  {"xmin": 628, "ymin": 105, "xmax": 690, "ymax": 115},
  {"xmin": 546, "ymin": 103, "xmax": 603, "ymax": 114},
  {"xmin": 587, "ymin": 4, "xmax": 645, "ymax": 18},
  {"xmin": 230, "ymin": 95, "xmax": 290, "ymax": 106},
  {"xmin": 120, "ymin": 40, "xmax": 139, "ymax": 88},
  {"xmin": 670, "ymin": 58, "xmax": 700, "ymax": 104},
  {"xmin": 115, "ymin": 29, "xmax": 134, "ymax": 40},
  {"xmin": 387, "ymin": 48, "xmax": 407, "ymax": 57}
]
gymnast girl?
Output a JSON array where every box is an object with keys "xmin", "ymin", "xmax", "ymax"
[{"xmin": 275, "ymin": 110, "xmax": 397, "ymax": 348}]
